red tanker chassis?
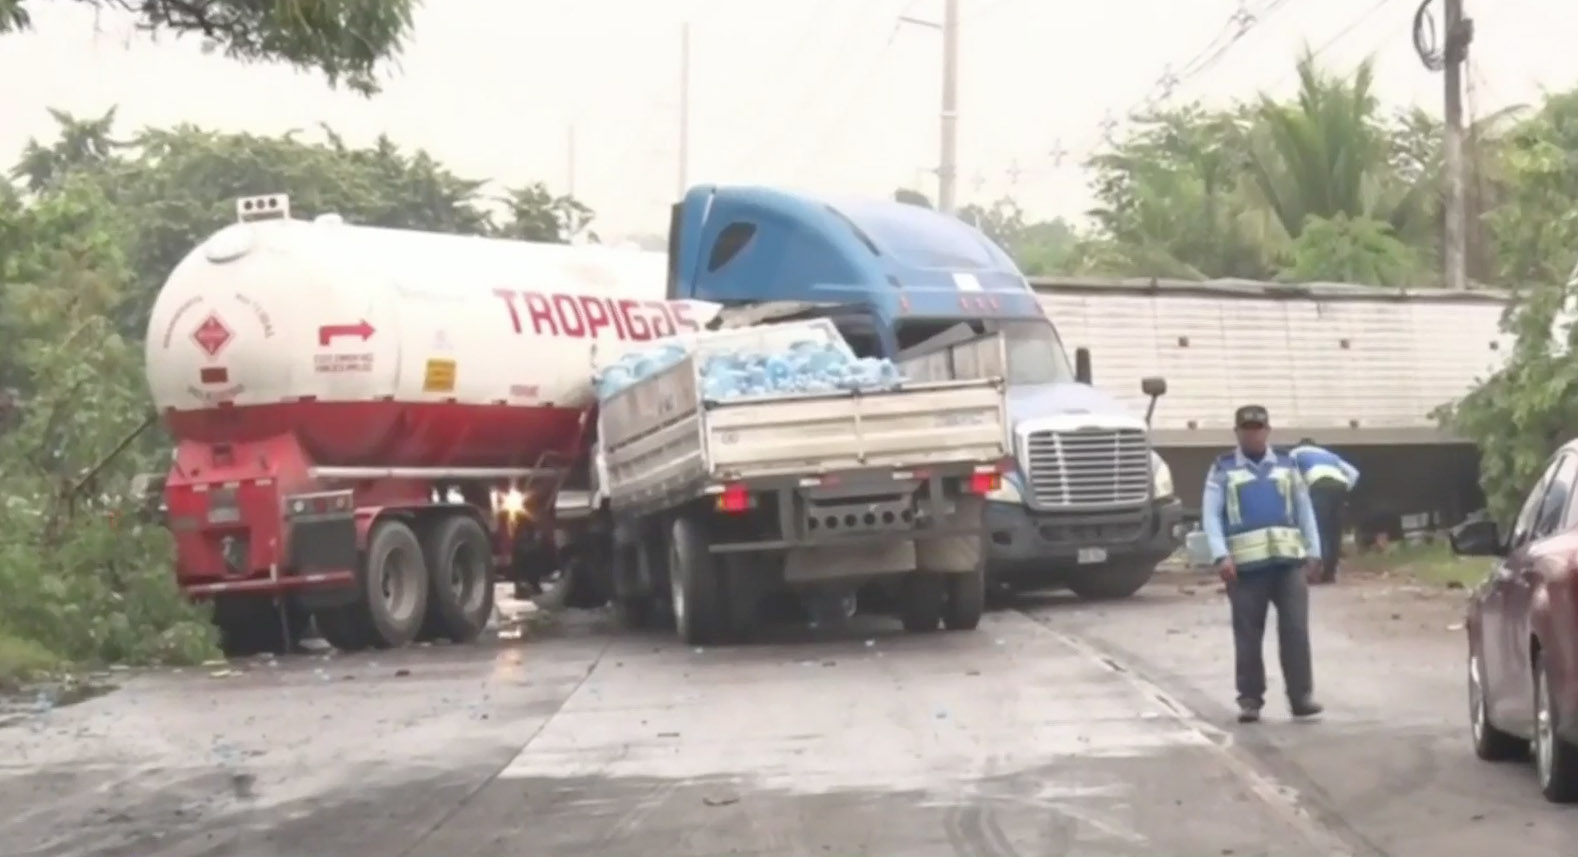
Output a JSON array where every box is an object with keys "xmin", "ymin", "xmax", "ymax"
[{"xmin": 146, "ymin": 195, "xmax": 714, "ymax": 654}]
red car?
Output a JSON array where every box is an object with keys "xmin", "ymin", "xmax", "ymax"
[{"xmin": 1452, "ymin": 445, "xmax": 1578, "ymax": 803}]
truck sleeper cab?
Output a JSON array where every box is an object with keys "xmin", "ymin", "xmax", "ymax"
[{"xmin": 665, "ymin": 186, "xmax": 1184, "ymax": 599}]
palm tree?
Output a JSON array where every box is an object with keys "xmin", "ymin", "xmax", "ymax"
[{"xmin": 1246, "ymin": 50, "xmax": 1418, "ymax": 241}]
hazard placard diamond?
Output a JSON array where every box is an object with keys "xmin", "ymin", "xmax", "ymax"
[{"xmin": 191, "ymin": 313, "xmax": 233, "ymax": 358}]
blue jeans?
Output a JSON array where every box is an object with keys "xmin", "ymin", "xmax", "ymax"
[{"xmin": 1227, "ymin": 561, "xmax": 1313, "ymax": 704}]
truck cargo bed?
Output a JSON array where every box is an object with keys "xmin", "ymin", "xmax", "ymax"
[{"xmin": 598, "ymin": 320, "xmax": 1009, "ymax": 513}]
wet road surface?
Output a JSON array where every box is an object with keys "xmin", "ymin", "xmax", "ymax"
[{"xmin": 2, "ymin": 576, "xmax": 1574, "ymax": 857}]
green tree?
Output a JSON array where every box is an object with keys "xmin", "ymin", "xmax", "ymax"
[
  {"xmin": 1443, "ymin": 88, "xmax": 1578, "ymax": 523},
  {"xmin": 10, "ymin": 110, "xmax": 594, "ymax": 338},
  {"xmin": 1, "ymin": 0, "xmax": 417, "ymax": 95},
  {"xmin": 495, "ymin": 182, "xmax": 596, "ymax": 243},
  {"xmin": 893, "ymin": 187, "xmax": 932, "ymax": 207},
  {"xmin": 1012, "ymin": 218, "xmax": 1080, "ymax": 276},
  {"xmin": 0, "ymin": 177, "xmax": 215, "ymax": 681},
  {"xmin": 1281, "ymin": 213, "xmax": 1419, "ymax": 285},
  {"xmin": 11, "ymin": 107, "xmax": 123, "ymax": 193},
  {"xmin": 1243, "ymin": 51, "xmax": 1431, "ymax": 285},
  {"xmin": 1083, "ymin": 103, "xmax": 1278, "ymax": 279}
]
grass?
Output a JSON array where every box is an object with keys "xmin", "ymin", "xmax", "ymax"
[
  {"xmin": 0, "ymin": 631, "xmax": 61, "ymax": 692},
  {"xmin": 1347, "ymin": 539, "xmax": 1489, "ymax": 589}
]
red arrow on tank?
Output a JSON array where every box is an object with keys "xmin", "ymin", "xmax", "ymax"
[{"xmin": 317, "ymin": 320, "xmax": 376, "ymax": 347}]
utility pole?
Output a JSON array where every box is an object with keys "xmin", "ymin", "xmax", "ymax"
[
  {"xmin": 898, "ymin": 0, "xmax": 960, "ymax": 215},
  {"xmin": 939, "ymin": 0, "xmax": 959, "ymax": 215},
  {"xmin": 1442, "ymin": 0, "xmax": 1469, "ymax": 290},
  {"xmin": 677, "ymin": 22, "xmax": 691, "ymax": 198}
]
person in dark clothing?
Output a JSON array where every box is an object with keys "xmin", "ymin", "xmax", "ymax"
[
  {"xmin": 1289, "ymin": 438, "xmax": 1361, "ymax": 584},
  {"xmin": 1202, "ymin": 406, "xmax": 1325, "ymax": 723}
]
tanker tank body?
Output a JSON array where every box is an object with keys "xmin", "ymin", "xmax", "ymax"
[{"xmin": 144, "ymin": 194, "xmax": 719, "ymax": 655}]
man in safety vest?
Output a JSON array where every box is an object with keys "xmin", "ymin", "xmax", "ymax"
[
  {"xmin": 1289, "ymin": 437, "xmax": 1361, "ymax": 584},
  {"xmin": 1202, "ymin": 405, "xmax": 1324, "ymax": 724}
]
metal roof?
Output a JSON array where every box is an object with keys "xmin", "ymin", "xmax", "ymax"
[{"xmin": 1026, "ymin": 275, "xmax": 1515, "ymax": 305}]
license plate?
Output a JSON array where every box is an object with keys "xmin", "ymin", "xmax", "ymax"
[
  {"xmin": 207, "ymin": 487, "xmax": 240, "ymax": 524},
  {"xmin": 1077, "ymin": 547, "xmax": 1108, "ymax": 565}
]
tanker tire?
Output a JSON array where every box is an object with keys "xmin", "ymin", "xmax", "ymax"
[
  {"xmin": 941, "ymin": 564, "xmax": 986, "ymax": 631},
  {"xmin": 899, "ymin": 572, "xmax": 945, "ymax": 633},
  {"xmin": 669, "ymin": 514, "xmax": 726, "ymax": 646},
  {"xmin": 358, "ymin": 519, "xmax": 431, "ymax": 649},
  {"xmin": 560, "ymin": 542, "xmax": 613, "ymax": 609},
  {"xmin": 419, "ymin": 515, "xmax": 495, "ymax": 644},
  {"xmin": 614, "ymin": 595, "xmax": 657, "ymax": 629},
  {"xmin": 215, "ymin": 597, "xmax": 306, "ymax": 657},
  {"xmin": 316, "ymin": 606, "xmax": 372, "ymax": 653}
]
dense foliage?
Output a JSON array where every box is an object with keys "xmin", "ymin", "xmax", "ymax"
[{"xmin": 0, "ymin": 0, "xmax": 418, "ymax": 95}]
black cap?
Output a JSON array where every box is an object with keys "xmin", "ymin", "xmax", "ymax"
[{"xmin": 1234, "ymin": 404, "xmax": 1269, "ymax": 427}]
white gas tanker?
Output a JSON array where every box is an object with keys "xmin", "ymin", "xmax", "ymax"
[{"xmin": 144, "ymin": 194, "xmax": 718, "ymax": 654}]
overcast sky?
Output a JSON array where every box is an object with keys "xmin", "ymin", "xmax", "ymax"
[{"xmin": 2, "ymin": 0, "xmax": 1572, "ymax": 239}]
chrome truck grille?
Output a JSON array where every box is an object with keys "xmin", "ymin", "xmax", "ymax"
[{"xmin": 1023, "ymin": 428, "xmax": 1150, "ymax": 508}]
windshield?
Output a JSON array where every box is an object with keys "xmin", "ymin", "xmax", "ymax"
[
  {"xmin": 999, "ymin": 319, "xmax": 1075, "ymax": 386},
  {"xmin": 893, "ymin": 317, "xmax": 1075, "ymax": 386}
]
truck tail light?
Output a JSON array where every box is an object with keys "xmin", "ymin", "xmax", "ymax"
[
  {"xmin": 969, "ymin": 472, "xmax": 1001, "ymax": 494},
  {"xmin": 715, "ymin": 484, "xmax": 752, "ymax": 513}
]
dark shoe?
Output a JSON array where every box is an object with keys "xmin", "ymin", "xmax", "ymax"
[
  {"xmin": 1237, "ymin": 699, "xmax": 1263, "ymax": 723},
  {"xmin": 1290, "ymin": 696, "xmax": 1324, "ymax": 719}
]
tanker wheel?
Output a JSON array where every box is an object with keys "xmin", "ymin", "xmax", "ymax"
[
  {"xmin": 215, "ymin": 596, "xmax": 306, "ymax": 657},
  {"xmin": 316, "ymin": 605, "xmax": 372, "ymax": 653},
  {"xmin": 418, "ymin": 514, "xmax": 496, "ymax": 644},
  {"xmin": 350, "ymin": 519, "xmax": 431, "ymax": 649}
]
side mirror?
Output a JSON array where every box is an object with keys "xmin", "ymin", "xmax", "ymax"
[
  {"xmin": 1141, "ymin": 376, "xmax": 1167, "ymax": 397},
  {"xmin": 1450, "ymin": 518, "xmax": 1504, "ymax": 557},
  {"xmin": 1074, "ymin": 347, "xmax": 1092, "ymax": 384}
]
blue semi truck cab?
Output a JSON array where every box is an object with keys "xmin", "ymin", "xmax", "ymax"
[{"xmin": 665, "ymin": 185, "xmax": 1185, "ymax": 599}]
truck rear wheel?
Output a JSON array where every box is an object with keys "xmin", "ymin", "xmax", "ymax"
[
  {"xmin": 420, "ymin": 515, "xmax": 495, "ymax": 643},
  {"xmin": 669, "ymin": 514, "xmax": 727, "ymax": 645},
  {"xmin": 899, "ymin": 573, "xmax": 945, "ymax": 633},
  {"xmin": 1066, "ymin": 561, "xmax": 1155, "ymax": 601},
  {"xmin": 941, "ymin": 566, "xmax": 985, "ymax": 631},
  {"xmin": 320, "ymin": 519, "xmax": 430, "ymax": 651}
]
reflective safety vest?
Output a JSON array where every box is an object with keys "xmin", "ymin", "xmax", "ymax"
[
  {"xmin": 1215, "ymin": 451, "xmax": 1309, "ymax": 571},
  {"xmin": 1289, "ymin": 444, "xmax": 1354, "ymax": 488}
]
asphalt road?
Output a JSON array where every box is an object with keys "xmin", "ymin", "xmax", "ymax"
[{"xmin": 2, "ymin": 575, "xmax": 1574, "ymax": 857}]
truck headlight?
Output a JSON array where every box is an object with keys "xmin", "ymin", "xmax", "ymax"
[{"xmin": 1151, "ymin": 451, "xmax": 1174, "ymax": 499}]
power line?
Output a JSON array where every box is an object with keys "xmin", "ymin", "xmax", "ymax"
[
  {"xmin": 1047, "ymin": 0, "xmax": 1296, "ymax": 164},
  {"xmin": 1263, "ymin": 0, "xmax": 1407, "ymax": 90},
  {"xmin": 788, "ymin": 24, "xmax": 905, "ymax": 179},
  {"xmin": 1412, "ymin": 0, "xmax": 1446, "ymax": 71},
  {"xmin": 1010, "ymin": 0, "xmax": 1417, "ymax": 187},
  {"xmin": 724, "ymin": 5, "xmax": 893, "ymax": 177}
]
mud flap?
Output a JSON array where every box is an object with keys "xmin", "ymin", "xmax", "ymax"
[{"xmin": 916, "ymin": 495, "xmax": 985, "ymax": 574}]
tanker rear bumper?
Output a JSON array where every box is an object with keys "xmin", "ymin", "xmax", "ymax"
[{"xmin": 177, "ymin": 490, "xmax": 363, "ymax": 605}]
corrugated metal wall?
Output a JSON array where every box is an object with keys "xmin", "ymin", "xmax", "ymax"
[{"xmin": 1032, "ymin": 280, "xmax": 1512, "ymax": 446}]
